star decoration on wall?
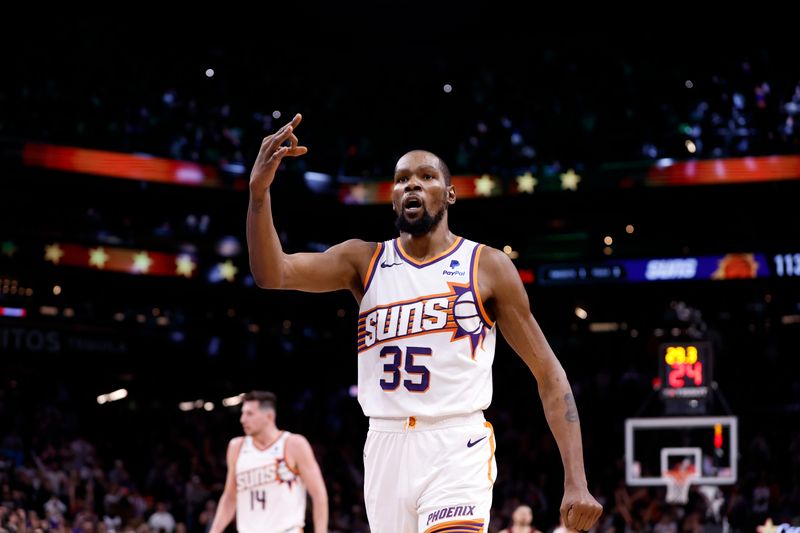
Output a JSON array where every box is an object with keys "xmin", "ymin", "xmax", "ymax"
[
  {"xmin": 218, "ymin": 260, "xmax": 238, "ymax": 282},
  {"xmin": 89, "ymin": 247, "xmax": 110, "ymax": 269},
  {"xmin": 132, "ymin": 251, "xmax": 153, "ymax": 274},
  {"xmin": 560, "ymin": 169, "xmax": 582, "ymax": 191},
  {"xmin": 757, "ymin": 518, "xmax": 778, "ymax": 533},
  {"xmin": 175, "ymin": 255, "xmax": 196, "ymax": 278},
  {"xmin": 516, "ymin": 172, "xmax": 538, "ymax": 193},
  {"xmin": 474, "ymin": 174, "xmax": 496, "ymax": 197},
  {"xmin": 44, "ymin": 243, "xmax": 65, "ymax": 264}
]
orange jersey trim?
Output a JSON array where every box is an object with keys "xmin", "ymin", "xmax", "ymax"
[
  {"xmin": 362, "ymin": 242, "xmax": 384, "ymax": 292},
  {"xmin": 424, "ymin": 519, "xmax": 485, "ymax": 533},
  {"xmin": 396, "ymin": 236, "xmax": 463, "ymax": 266},
  {"xmin": 485, "ymin": 421, "xmax": 495, "ymax": 485},
  {"xmin": 472, "ymin": 245, "xmax": 495, "ymax": 327}
]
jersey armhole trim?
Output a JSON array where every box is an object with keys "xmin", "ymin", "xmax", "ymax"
[
  {"xmin": 362, "ymin": 242, "xmax": 384, "ymax": 293},
  {"xmin": 471, "ymin": 245, "xmax": 495, "ymax": 328}
]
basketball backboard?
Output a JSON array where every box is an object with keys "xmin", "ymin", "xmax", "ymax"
[{"xmin": 625, "ymin": 416, "xmax": 737, "ymax": 487}]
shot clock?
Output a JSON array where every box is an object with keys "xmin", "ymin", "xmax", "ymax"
[{"xmin": 658, "ymin": 342, "xmax": 712, "ymax": 414}]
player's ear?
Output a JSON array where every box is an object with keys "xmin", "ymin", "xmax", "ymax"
[{"xmin": 447, "ymin": 185, "xmax": 456, "ymax": 205}]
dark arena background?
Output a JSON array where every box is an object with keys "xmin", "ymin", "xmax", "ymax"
[{"xmin": 2, "ymin": 17, "xmax": 799, "ymax": 533}]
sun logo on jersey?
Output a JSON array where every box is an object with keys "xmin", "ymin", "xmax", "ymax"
[
  {"xmin": 275, "ymin": 458, "xmax": 298, "ymax": 490},
  {"xmin": 357, "ymin": 282, "xmax": 490, "ymax": 358},
  {"xmin": 450, "ymin": 284, "xmax": 489, "ymax": 355}
]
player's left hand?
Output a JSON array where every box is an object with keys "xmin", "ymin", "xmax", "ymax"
[{"xmin": 561, "ymin": 485, "xmax": 603, "ymax": 531}]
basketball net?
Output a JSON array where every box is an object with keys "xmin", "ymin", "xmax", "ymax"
[{"xmin": 664, "ymin": 463, "xmax": 697, "ymax": 504}]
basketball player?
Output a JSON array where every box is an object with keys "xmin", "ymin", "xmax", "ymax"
[
  {"xmin": 498, "ymin": 504, "xmax": 542, "ymax": 533},
  {"xmin": 247, "ymin": 113, "xmax": 602, "ymax": 532},
  {"xmin": 208, "ymin": 390, "xmax": 328, "ymax": 533}
]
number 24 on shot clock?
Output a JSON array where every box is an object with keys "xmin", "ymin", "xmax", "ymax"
[{"xmin": 659, "ymin": 342, "xmax": 711, "ymax": 390}]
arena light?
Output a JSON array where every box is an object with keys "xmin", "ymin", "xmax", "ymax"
[
  {"xmin": 97, "ymin": 389, "xmax": 128, "ymax": 404},
  {"xmin": 221, "ymin": 162, "xmax": 246, "ymax": 174},
  {"xmin": 303, "ymin": 171, "xmax": 334, "ymax": 194},
  {"xmin": 178, "ymin": 399, "xmax": 207, "ymax": 411},
  {"xmin": 222, "ymin": 393, "xmax": 244, "ymax": 407},
  {"xmin": 589, "ymin": 322, "xmax": 619, "ymax": 333}
]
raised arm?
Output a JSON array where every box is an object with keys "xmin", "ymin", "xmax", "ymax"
[
  {"xmin": 286, "ymin": 434, "xmax": 329, "ymax": 533},
  {"xmin": 479, "ymin": 247, "xmax": 602, "ymax": 531},
  {"xmin": 208, "ymin": 437, "xmax": 243, "ymax": 533},
  {"xmin": 247, "ymin": 113, "xmax": 374, "ymax": 296}
]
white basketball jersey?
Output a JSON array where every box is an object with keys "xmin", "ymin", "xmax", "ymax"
[
  {"xmin": 235, "ymin": 432, "xmax": 306, "ymax": 533},
  {"xmin": 357, "ymin": 237, "xmax": 496, "ymax": 417}
]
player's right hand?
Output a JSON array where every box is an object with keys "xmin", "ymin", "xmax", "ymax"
[{"xmin": 250, "ymin": 113, "xmax": 308, "ymax": 195}]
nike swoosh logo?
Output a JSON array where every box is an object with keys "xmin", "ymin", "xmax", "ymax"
[
  {"xmin": 467, "ymin": 436, "xmax": 487, "ymax": 448},
  {"xmin": 380, "ymin": 261, "xmax": 404, "ymax": 268}
]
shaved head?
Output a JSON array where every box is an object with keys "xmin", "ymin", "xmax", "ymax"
[{"xmin": 396, "ymin": 150, "xmax": 451, "ymax": 185}]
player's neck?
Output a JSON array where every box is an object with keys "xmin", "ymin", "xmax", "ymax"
[
  {"xmin": 251, "ymin": 426, "xmax": 282, "ymax": 449},
  {"xmin": 398, "ymin": 223, "xmax": 455, "ymax": 261}
]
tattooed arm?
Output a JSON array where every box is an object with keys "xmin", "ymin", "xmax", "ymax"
[{"xmin": 479, "ymin": 247, "xmax": 602, "ymax": 531}]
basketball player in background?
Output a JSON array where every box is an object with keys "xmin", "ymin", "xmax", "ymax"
[
  {"xmin": 208, "ymin": 390, "xmax": 328, "ymax": 533},
  {"xmin": 247, "ymin": 114, "xmax": 602, "ymax": 532},
  {"xmin": 499, "ymin": 504, "xmax": 543, "ymax": 533}
]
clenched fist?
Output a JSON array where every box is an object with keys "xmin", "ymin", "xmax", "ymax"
[{"xmin": 560, "ymin": 485, "xmax": 603, "ymax": 531}]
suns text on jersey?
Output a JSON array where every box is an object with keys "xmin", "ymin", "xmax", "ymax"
[
  {"xmin": 236, "ymin": 460, "xmax": 294, "ymax": 491},
  {"xmin": 359, "ymin": 295, "xmax": 456, "ymax": 351}
]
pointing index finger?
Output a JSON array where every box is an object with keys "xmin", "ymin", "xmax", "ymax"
[{"xmin": 290, "ymin": 113, "xmax": 303, "ymax": 127}]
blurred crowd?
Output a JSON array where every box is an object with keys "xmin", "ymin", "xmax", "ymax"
[
  {"xmin": 2, "ymin": 345, "xmax": 799, "ymax": 533},
  {"xmin": 3, "ymin": 35, "xmax": 799, "ymax": 182}
]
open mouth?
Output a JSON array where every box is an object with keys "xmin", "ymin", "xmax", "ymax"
[{"xmin": 403, "ymin": 196, "xmax": 423, "ymax": 213}]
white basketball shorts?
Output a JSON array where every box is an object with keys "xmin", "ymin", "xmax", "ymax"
[{"xmin": 363, "ymin": 411, "xmax": 496, "ymax": 532}]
